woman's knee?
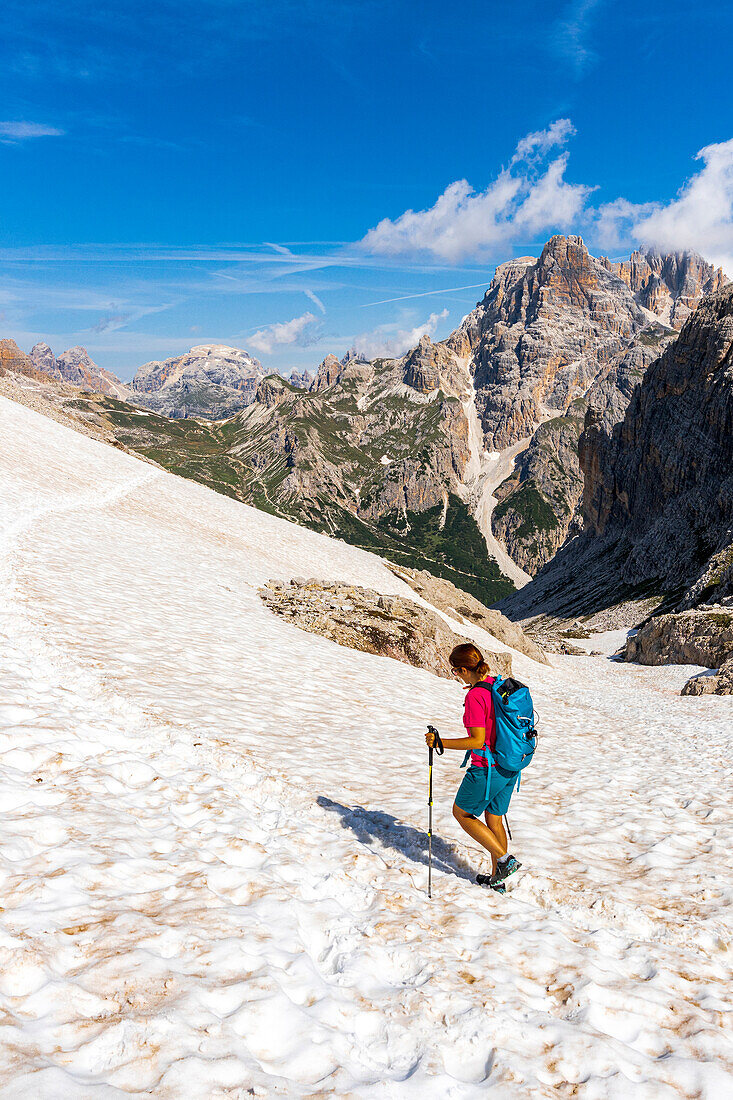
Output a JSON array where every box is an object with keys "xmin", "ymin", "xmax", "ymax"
[{"xmin": 452, "ymin": 803, "xmax": 474, "ymax": 825}]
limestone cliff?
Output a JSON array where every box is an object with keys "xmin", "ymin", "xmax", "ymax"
[
  {"xmin": 490, "ymin": 399, "xmax": 588, "ymax": 575},
  {"xmin": 218, "ymin": 345, "xmax": 515, "ymax": 603},
  {"xmin": 449, "ymin": 235, "xmax": 649, "ymax": 451},
  {"xmin": 5, "ymin": 240, "xmax": 723, "ymax": 599},
  {"xmin": 498, "ymin": 284, "xmax": 733, "ymax": 621},
  {"xmin": 489, "ymin": 322, "xmax": 674, "ymax": 575},
  {"xmin": 460, "ymin": 235, "xmax": 682, "ymax": 574},
  {"xmin": 0, "ymin": 339, "xmax": 47, "ymax": 381},
  {"xmin": 603, "ymin": 250, "xmax": 727, "ymax": 330}
]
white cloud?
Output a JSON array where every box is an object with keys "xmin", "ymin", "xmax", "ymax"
[
  {"xmin": 352, "ymin": 309, "xmax": 449, "ymax": 360},
  {"xmin": 0, "ymin": 121, "xmax": 65, "ymax": 142},
  {"xmin": 248, "ymin": 311, "xmax": 318, "ymax": 355},
  {"xmin": 592, "ymin": 197, "xmax": 656, "ymax": 252},
  {"xmin": 595, "ymin": 139, "xmax": 733, "ymax": 275},
  {"xmin": 360, "ymin": 121, "xmax": 592, "ymax": 263},
  {"xmin": 511, "ymin": 119, "xmax": 576, "ymax": 163},
  {"xmin": 360, "ymin": 124, "xmax": 733, "ymax": 276}
]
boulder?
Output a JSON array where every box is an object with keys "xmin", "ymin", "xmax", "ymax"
[
  {"xmin": 681, "ymin": 658, "xmax": 733, "ymax": 696},
  {"xmin": 624, "ymin": 608, "xmax": 733, "ymax": 667}
]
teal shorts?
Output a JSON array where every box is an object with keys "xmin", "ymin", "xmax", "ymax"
[{"xmin": 455, "ymin": 764, "xmax": 518, "ymax": 817}]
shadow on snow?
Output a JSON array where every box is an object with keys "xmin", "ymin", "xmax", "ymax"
[{"xmin": 317, "ymin": 795, "xmax": 476, "ymax": 883}]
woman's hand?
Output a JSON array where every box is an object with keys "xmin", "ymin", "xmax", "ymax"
[{"xmin": 425, "ymin": 727, "xmax": 485, "ymax": 752}]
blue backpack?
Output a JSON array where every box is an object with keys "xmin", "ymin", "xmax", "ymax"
[{"xmin": 470, "ymin": 677, "xmax": 538, "ymax": 777}]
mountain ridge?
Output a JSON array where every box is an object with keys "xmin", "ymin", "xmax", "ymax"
[
  {"xmin": 498, "ymin": 282, "xmax": 733, "ymax": 622},
  {"xmin": 2, "ymin": 238, "xmax": 727, "ymax": 605}
]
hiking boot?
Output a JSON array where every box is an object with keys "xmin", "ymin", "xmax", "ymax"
[
  {"xmin": 475, "ymin": 873, "xmax": 506, "ymax": 894},
  {"xmin": 490, "ymin": 854, "xmax": 522, "ymax": 886}
]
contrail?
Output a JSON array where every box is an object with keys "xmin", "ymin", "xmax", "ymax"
[
  {"xmin": 304, "ymin": 289, "xmax": 326, "ymax": 314},
  {"xmin": 361, "ymin": 281, "xmax": 489, "ymax": 307}
]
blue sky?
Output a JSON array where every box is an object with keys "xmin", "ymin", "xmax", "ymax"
[{"xmin": 2, "ymin": 0, "xmax": 733, "ymax": 379}]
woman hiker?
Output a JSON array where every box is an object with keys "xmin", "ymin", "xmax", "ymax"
[{"xmin": 425, "ymin": 642, "xmax": 521, "ymax": 892}]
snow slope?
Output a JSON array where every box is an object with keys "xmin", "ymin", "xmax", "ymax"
[
  {"xmin": 1, "ymin": 395, "xmax": 732, "ymax": 1098},
  {"xmin": 456, "ymin": 380, "xmax": 533, "ymax": 590}
]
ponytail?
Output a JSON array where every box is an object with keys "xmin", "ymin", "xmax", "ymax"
[{"xmin": 449, "ymin": 642, "xmax": 489, "ymax": 677}]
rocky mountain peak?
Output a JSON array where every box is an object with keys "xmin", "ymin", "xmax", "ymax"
[
  {"xmin": 603, "ymin": 249, "xmax": 729, "ymax": 329},
  {"xmin": 499, "ymin": 281, "xmax": 733, "ymax": 619},
  {"xmin": 29, "ymin": 342, "xmax": 56, "ymax": 374},
  {"xmin": 341, "ymin": 348, "xmax": 369, "ymax": 366},
  {"xmin": 57, "ymin": 345, "xmax": 95, "ymax": 370},
  {"xmin": 0, "ymin": 339, "xmax": 47, "ymax": 381},
  {"xmin": 538, "ymin": 232, "xmax": 587, "ymax": 264},
  {"xmin": 288, "ymin": 368, "xmax": 314, "ymax": 389},
  {"xmin": 26, "ymin": 342, "xmax": 129, "ymax": 398},
  {"xmin": 459, "ymin": 235, "xmax": 647, "ymax": 451},
  {"xmin": 130, "ymin": 344, "xmax": 264, "ymax": 419},
  {"xmin": 255, "ymin": 375, "xmax": 293, "ymax": 409},
  {"xmin": 311, "ymin": 354, "xmax": 342, "ymax": 392},
  {"xmin": 1, "ymin": 339, "xmax": 130, "ymax": 399},
  {"xmin": 0, "ymin": 338, "xmax": 25, "ymax": 359},
  {"xmin": 402, "ymin": 334, "xmax": 464, "ymax": 395}
]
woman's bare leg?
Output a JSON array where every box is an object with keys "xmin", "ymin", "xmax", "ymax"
[
  {"xmin": 452, "ymin": 803, "xmax": 505, "ymax": 860},
  {"xmin": 484, "ymin": 811, "xmax": 508, "ymax": 874}
]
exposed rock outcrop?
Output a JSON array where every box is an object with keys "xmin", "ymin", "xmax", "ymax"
[
  {"xmin": 222, "ymin": 347, "xmax": 516, "ymax": 603},
  {"xmin": 682, "ymin": 658, "xmax": 733, "ymax": 696},
  {"xmin": 444, "ymin": 237, "xmax": 683, "ymax": 577},
  {"xmin": 310, "ymin": 354, "xmax": 343, "ymax": 392},
  {"xmin": 487, "ymin": 323, "xmax": 674, "ymax": 575},
  {"xmin": 0, "ymin": 339, "xmax": 47, "ymax": 381},
  {"xmin": 288, "ymin": 369, "xmax": 313, "ymax": 389},
  {"xmin": 402, "ymin": 335, "xmax": 464, "ymax": 395},
  {"xmin": 27, "ymin": 341, "xmax": 56, "ymax": 376},
  {"xmin": 578, "ymin": 323, "xmax": 675, "ymax": 536},
  {"xmin": 5, "ymin": 241, "xmax": 721, "ymax": 606},
  {"xmin": 624, "ymin": 608, "xmax": 733, "ymax": 667},
  {"xmin": 258, "ymin": 578, "xmax": 512, "ymax": 679},
  {"xmin": 490, "ymin": 400, "xmax": 587, "ymax": 575},
  {"xmin": 582, "ymin": 286, "xmax": 733, "ymax": 594},
  {"xmin": 386, "ymin": 565, "xmax": 548, "ymax": 664},
  {"xmin": 255, "ymin": 375, "xmax": 296, "ymax": 409},
  {"xmin": 131, "ymin": 344, "xmax": 264, "ymax": 419}
]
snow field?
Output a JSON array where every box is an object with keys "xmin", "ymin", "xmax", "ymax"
[{"xmin": 1, "ymin": 395, "xmax": 732, "ymax": 1097}]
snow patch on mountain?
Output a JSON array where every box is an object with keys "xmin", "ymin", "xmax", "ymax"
[{"xmin": 1, "ymin": 395, "xmax": 732, "ymax": 1096}]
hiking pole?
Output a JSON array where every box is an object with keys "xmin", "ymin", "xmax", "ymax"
[{"xmin": 426, "ymin": 725, "xmax": 444, "ymax": 898}]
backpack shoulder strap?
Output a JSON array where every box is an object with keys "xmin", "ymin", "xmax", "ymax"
[{"xmin": 469, "ymin": 677, "xmax": 497, "ymax": 694}]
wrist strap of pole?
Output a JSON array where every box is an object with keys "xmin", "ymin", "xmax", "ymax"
[{"xmin": 427, "ymin": 725, "xmax": 444, "ymax": 755}]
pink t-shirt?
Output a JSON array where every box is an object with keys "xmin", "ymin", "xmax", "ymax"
[{"xmin": 463, "ymin": 679, "xmax": 496, "ymax": 768}]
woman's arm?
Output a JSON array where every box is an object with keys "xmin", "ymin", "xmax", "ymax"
[{"xmin": 426, "ymin": 727, "xmax": 485, "ymax": 751}]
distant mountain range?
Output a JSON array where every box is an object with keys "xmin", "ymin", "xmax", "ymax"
[
  {"xmin": 25, "ymin": 341, "xmax": 268, "ymax": 419},
  {"xmin": 1, "ymin": 237, "xmax": 727, "ymax": 607}
]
